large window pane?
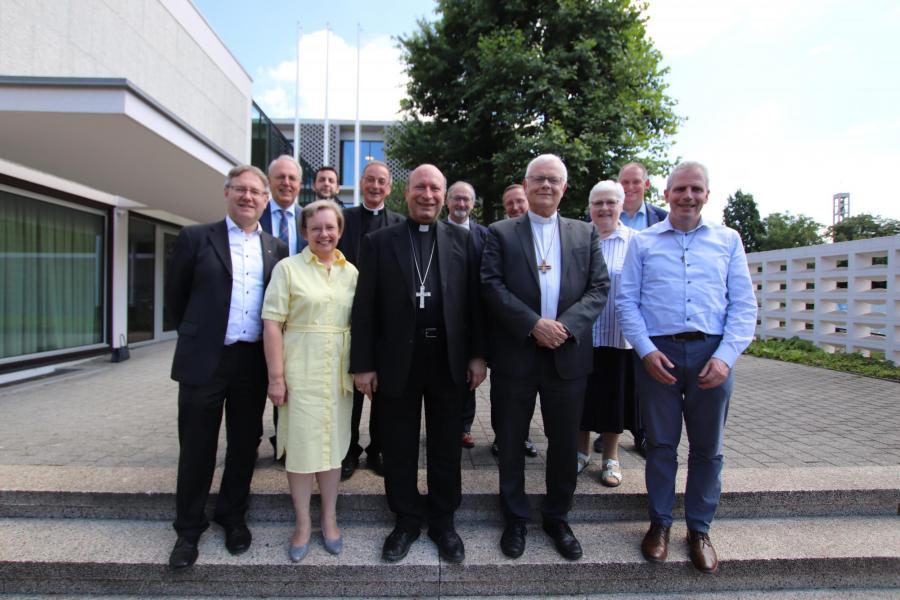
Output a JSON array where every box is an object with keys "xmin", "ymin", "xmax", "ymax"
[
  {"xmin": 0, "ymin": 189, "xmax": 106, "ymax": 359},
  {"xmin": 127, "ymin": 216, "xmax": 155, "ymax": 344},
  {"xmin": 340, "ymin": 140, "xmax": 386, "ymax": 187}
]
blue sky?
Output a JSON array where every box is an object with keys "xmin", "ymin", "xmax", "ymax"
[{"xmin": 193, "ymin": 0, "xmax": 900, "ymax": 226}]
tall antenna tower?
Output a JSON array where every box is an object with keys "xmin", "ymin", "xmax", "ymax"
[{"xmin": 832, "ymin": 192, "xmax": 850, "ymax": 225}]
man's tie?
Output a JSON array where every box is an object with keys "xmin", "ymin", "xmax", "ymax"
[{"xmin": 278, "ymin": 209, "xmax": 290, "ymax": 247}]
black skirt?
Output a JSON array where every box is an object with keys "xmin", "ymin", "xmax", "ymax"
[{"xmin": 580, "ymin": 346, "xmax": 636, "ymax": 434}]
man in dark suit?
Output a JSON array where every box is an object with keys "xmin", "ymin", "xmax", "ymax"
[
  {"xmin": 258, "ymin": 155, "xmax": 305, "ymax": 461},
  {"xmin": 481, "ymin": 154, "xmax": 609, "ymax": 561},
  {"xmin": 260, "ymin": 155, "xmax": 306, "ymax": 256},
  {"xmin": 351, "ymin": 164, "xmax": 486, "ymax": 564},
  {"xmin": 338, "ymin": 160, "xmax": 404, "ymax": 480},
  {"xmin": 166, "ymin": 165, "xmax": 289, "ymax": 569},
  {"xmin": 444, "ymin": 181, "xmax": 488, "ymax": 449},
  {"xmin": 312, "ymin": 165, "xmax": 341, "ymax": 201}
]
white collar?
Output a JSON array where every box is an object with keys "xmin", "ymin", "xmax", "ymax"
[
  {"xmin": 362, "ymin": 203, "xmax": 385, "ymax": 215},
  {"xmin": 225, "ymin": 215, "xmax": 261, "ymax": 235},
  {"xmin": 528, "ymin": 210, "xmax": 558, "ymax": 225}
]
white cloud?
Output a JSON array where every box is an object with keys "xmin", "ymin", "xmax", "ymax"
[
  {"xmin": 254, "ymin": 29, "xmax": 407, "ymax": 121},
  {"xmin": 643, "ymin": 0, "xmax": 835, "ymax": 59}
]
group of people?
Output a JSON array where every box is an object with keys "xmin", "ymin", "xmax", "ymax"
[{"xmin": 166, "ymin": 152, "xmax": 756, "ymax": 576}]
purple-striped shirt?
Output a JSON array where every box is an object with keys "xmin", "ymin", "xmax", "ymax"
[{"xmin": 592, "ymin": 223, "xmax": 636, "ymax": 349}]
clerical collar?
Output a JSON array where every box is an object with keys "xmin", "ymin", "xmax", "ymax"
[
  {"xmin": 362, "ymin": 203, "xmax": 385, "ymax": 215},
  {"xmin": 528, "ymin": 210, "xmax": 558, "ymax": 225},
  {"xmin": 407, "ymin": 218, "xmax": 433, "ymax": 233}
]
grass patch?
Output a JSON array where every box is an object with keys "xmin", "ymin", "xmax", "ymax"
[{"xmin": 745, "ymin": 337, "xmax": 900, "ymax": 381}]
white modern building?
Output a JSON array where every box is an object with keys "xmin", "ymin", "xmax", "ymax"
[
  {"xmin": 272, "ymin": 118, "xmax": 409, "ymax": 207},
  {"xmin": 0, "ymin": 0, "xmax": 256, "ymax": 376},
  {"xmin": 747, "ymin": 235, "xmax": 899, "ymax": 364}
]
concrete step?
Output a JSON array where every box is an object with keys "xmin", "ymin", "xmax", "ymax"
[
  {"xmin": 3, "ymin": 593, "xmax": 900, "ymax": 600},
  {"xmin": 2, "ymin": 465, "xmax": 898, "ymax": 522},
  {"xmin": 0, "ymin": 516, "xmax": 898, "ymax": 597}
]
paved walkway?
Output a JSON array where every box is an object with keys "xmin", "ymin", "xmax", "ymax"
[{"xmin": 0, "ymin": 340, "xmax": 897, "ymax": 472}]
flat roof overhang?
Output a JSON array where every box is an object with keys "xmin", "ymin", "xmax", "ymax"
[{"xmin": 0, "ymin": 77, "xmax": 244, "ymax": 224}]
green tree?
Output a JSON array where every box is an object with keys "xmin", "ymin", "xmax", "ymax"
[
  {"xmin": 759, "ymin": 212, "xmax": 825, "ymax": 251},
  {"xmin": 388, "ymin": 0, "xmax": 681, "ymax": 222},
  {"xmin": 723, "ymin": 189, "xmax": 764, "ymax": 252},
  {"xmin": 827, "ymin": 213, "xmax": 900, "ymax": 242}
]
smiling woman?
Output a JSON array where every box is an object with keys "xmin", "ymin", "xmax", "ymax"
[{"xmin": 261, "ymin": 197, "xmax": 358, "ymax": 561}]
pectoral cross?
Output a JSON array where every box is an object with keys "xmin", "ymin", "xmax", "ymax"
[
  {"xmin": 415, "ymin": 284, "xmax": 431, "ymax": 309},
  {"xmin": 538, "ymin": 259, "xmax": 552, "ymax": 273}
]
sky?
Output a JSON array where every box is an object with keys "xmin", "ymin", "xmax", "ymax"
[{"xmin": 193, "ymin": 0, "xmax": 900, "ymax": 226}]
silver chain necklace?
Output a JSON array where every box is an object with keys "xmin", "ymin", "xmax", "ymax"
[{"xmin": 407, "ymin": 226, "xmax": 436, "ymax": 309}]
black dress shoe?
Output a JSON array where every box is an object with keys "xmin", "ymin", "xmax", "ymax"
[
  {"xmin": 428, "ymin": 528, "xmax": 465, "ymax": 563},
  {"xmin": 223, "ymin": 522, "xmax": 252, "ymax": 555},
  {"xmin": 169, "ymin": 536, "xmax": 198, "ymax": 569},
  {"xmin": 368, "ymin": 452, "xmax": 384, "ymax": 476},
  {"xmin": 341, "ymin": 454, "xmax": 359, "ymax": 481},
  {"xmin": 593, "ymin": 434, "xmax": 603, "ymax": 454},
  {"xmin": 524, "ymin": 439, "xmax": 539, "ymax": 457},
  {"xmin": 542, "ymin": 520, "xmax": 582, "ymax": 560},
  {"xmin": 382, "ymin": 527, "xmax": 420, "ymax": 562},
  {"xmin": 500, "ymin": 522, "xmax": 527, "ymax": 558}
]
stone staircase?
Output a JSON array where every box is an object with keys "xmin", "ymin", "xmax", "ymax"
[{"xmin": 1, "ymin": 464, "xmax": 898, "ymax": 597}]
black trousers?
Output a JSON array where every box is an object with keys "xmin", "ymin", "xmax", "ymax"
[
  {"xmin": 173, "ymin": 342, "xmax": 268, "ymax": 539},
  {"xmin": 461, "ymin": 388, "xmax": 476, "ymax": 433},
  {"xmin": 492, "ymin": 349, "xmax": 586, "ymax": 524},
  {"xmin": 379, "ymin": 336, "xmax": 463, "ymax": 533},
  {"xmin": 346, "ymin": 388, "xmax": 381, "ymax": 460}
]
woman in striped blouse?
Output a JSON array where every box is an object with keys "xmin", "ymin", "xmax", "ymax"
[{"xmin": 577, "ymin": 181, "xmax": 637, "ymax": 487}]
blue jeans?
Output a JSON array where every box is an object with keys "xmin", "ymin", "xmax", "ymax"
[{"xmin": 635, "ymin": 335, "xmax": 732, "ymax": 533}]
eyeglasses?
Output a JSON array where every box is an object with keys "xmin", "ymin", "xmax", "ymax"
[
  {"xmin": 228, "ymin": 185, "xmax": 268, "ymax": 199},
  {"xmin": 526, "ymin": 175, "xmax": 565, "ymax": 187},
  {"xmin": 591, "ymin": 200, "xmax": 620, "ymax": 208}
]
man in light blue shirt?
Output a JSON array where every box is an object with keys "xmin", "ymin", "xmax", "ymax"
[
  {"xmin": 616, "ymin": 161, "xmax": 756, "ymax": 574},
  {"xmin": 617, "ymin": 162, "xmax": 668, "ymax": 232}
]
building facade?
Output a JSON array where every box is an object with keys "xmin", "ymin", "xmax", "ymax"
[{"xmin": 0, "ymin": 0, "xmax": 256, "ymax": 377}]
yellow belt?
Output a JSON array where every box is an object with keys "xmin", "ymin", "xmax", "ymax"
[{"xmin": 284, "ymin": 324, "xmax": 353, "ymax": 393}]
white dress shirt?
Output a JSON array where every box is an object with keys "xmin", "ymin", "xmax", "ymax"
[
  {"xmin": 224, "ymin": 215, "xmax": 266, "ymax": 344},
  {"xmin": 528, "ymin": 211, "xmax": 562, "ymax": 320},
  {"xmin": 270, "ymin": 201, "xmax": 299, "ymax": 256}
]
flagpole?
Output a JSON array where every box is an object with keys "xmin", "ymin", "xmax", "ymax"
[
  {"xmin": 293, "ymin": 22, "xmax": 301, "ymax": 162},
  {"xmin": 322, "ymin": 23, "xmax": 330, "ymax": 167},
  {"xmin": 353, "ymin": 24, "xmax": 361, "ymax": 207}
]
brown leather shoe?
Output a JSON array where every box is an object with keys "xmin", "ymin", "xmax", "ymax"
[
  {"xmin": 687, "ymin": 529, "xmax": 718, "ymax": 573},
  {"xmin": 640, "ymin": 523, "xmax": 670, "ymax": 562}
]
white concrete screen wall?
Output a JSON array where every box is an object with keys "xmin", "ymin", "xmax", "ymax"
[
  {"xmin": 0, "ymin": 0, "xmax": 251, "ymax": 160},
  {"xmin": 747, "ymin": 235, "xmax": 899, "ymax": 364}
]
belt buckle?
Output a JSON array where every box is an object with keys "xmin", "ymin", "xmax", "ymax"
[{"xmin": 423, "ymin": 328, "xmax": 438, "ymax": 339}]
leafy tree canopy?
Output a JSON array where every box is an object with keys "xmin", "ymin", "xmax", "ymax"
[
  {"xmin": 759, "ymin": 212, "xmax": 825, "ymax": 251},
  {"xmin": 388, "ymin": 0, "xmax": 681, "ymax": 222},
  {"xmin": 827, "ymin": 213, "xmax": 900, "ymax": 242},
  {"xmin": 723, "ymin": 189, "xmax": 764, "ymax": 252}
]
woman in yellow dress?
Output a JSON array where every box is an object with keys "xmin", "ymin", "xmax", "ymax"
[{"xmin": 262, "ymin": 200, "xmax": 357, "ymax": 562}]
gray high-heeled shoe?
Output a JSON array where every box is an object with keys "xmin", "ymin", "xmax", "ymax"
[
  {"xmin": 323, "ymin": 534, "xmax": 343, "ymax": 555},
  {"xmin": 289, "ymin": 541, "xmax": 309, "ymax": 562}
]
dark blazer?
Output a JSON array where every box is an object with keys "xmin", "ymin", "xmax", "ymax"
[
  {"xmin": 443, "ymin": 219, "xmax": 489, "ymax": 257},
  {"xmin": 481, "ymin": 214, "xmax": 609, "ymax": 380},
  {"xmin": 350, "ymin": 220, "xmax": 485, "ymax": 397},
  {"xmin": 647, "ymin": 203, "xmax": 668, "ymax": 227},
  {"xmin": 338, "ymin": 205, "xmax": 404, "ymax": 267},
  {"xmin": 167, "ymin": 220, "xmax": 288, "ymax": 385},
  {"xmin": 260, "ymin": 201, "xmax": 307, "ymax": 255}
]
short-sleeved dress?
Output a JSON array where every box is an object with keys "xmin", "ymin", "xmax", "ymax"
[{"xmin": 261, "ymin": 247, "xmax": 358, "ymax": 474}]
